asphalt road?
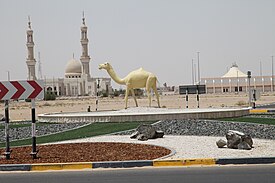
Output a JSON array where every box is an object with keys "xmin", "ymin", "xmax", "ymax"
[{"xmin": 0, "ymin": 165, "xmax": 274, "ymax": 183}]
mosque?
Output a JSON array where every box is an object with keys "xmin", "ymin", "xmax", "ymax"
[{"xmin": 26, "ymin": 15, "xmax": 112, "ymax": 97}]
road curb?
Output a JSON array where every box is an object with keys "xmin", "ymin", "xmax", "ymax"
[
  {"xmin": 250, "ymin": 109, "xmax": 275, "ymax": 113},
  {"xmin": 153, "ymin": 158, "xmax": 216, "ymax": 166},
  {"xmin": 0, "ymin": 164, "xmax": 31, "ymax": 171},
  {"xmin": 216, "ymin": 157, "xmax": 275, "ymax": 165},
  {"xmin": 92, "ymin": 160, "xmax": 153, "ymax": 169},
  {"xmin": 1, "ymin": 157, "xmax": 275, "ymax": 171},
  {"xmin": 31, "ymin": 162, "xmax": 92, "ymax": 171}
]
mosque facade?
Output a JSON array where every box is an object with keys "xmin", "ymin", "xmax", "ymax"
[{"xmin": 26, "ymin": 16, "xmax": 112, "ymax": 97}]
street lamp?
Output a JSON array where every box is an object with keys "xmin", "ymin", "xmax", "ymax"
[
  {"xmin": 272, "ymin": 56, "xmax": 274, "ymax": 92},
  {"xmin": 6, "ymin": 71, "xmax": 10, "ymax": 81},
  {"xmin": 197, "ymin": 52, "xmax": 200, "ymax": 85}
]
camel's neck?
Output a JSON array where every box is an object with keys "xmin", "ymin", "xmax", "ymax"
[{"xmin": 107, "ymin": 67, "xmax": 125, "ymax": 85}]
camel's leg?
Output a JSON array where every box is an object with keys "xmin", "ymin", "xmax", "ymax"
[
  {"xmin": 152, "ymin": 83, "xmax": 160, "ymax": 108},
  {"xmin": 131, "ymin": 89, "xmax": 138, "ymax": 107},
  {"xmin": 124, "ymin": 87, "xmax": 130, "ymax": 109}
]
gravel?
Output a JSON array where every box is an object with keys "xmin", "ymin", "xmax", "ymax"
[
  {"xmin": 0, "ymin": 122, "xmax": 89, "ymax": 142},
  {"xmin": 116, "ymin": 119, "xmax": 275, "ymax": 140}
]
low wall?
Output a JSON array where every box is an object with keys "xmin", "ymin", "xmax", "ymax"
[{"xmin": 38, "ymin": 108, "xmax": 250, "ymax": 123}]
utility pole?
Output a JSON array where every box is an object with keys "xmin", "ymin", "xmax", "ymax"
[
  {"xmin": 194, "ymin": 63, "xmax": 197, "ymax": 84},
  {"xmin": 272, "ymin": 56, "xmax": 274, "ymax": 92},
  {"xmin": 6, "ymin": 71, "xmax": 10, "ymax": 81},
  {"xmin": 260, "ymin": 61, "xmax": 264, "ymax": 92},
  {"xmin": 191, "ymin": 59, "xmax": 194, "ymax": 85},
  {"xmin": 197, "ymin": 52, "xmax": 200, "ymax": 85}
]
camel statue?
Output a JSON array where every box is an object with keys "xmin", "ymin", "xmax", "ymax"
[{"xmin": 99, "ymin": 62, "xmax": 160, "ymax": 109}]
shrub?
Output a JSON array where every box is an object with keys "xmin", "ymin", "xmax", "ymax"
[{"xmin": 44, "ymin": 91, "xmax": 56, "ymax": 101}]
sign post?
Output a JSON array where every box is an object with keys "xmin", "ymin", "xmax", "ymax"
[
  {"xmin": 247, "ymin": 71, "xmax": 252, "ymax": 107},
  {"xmin": 185, "ymin": 89, "xmax": 188, "ymax": 109},
  {"xmin": 4, "ymin": 100, "xmax": 10, "ymax": 159},
  {"xmin": 96, "ymin": 79, "xmax": 100, "ymax": 111},
  {"xmin": 0, "ymin": 80, "xmax": 44, "ymax": 160},
  {"xmin": 179, "ymin": 85, "xmax": 206, "ymax": 108},
  {"xmin": 30, "ymin": 99, "xmax": 38, "ymax": 158}
]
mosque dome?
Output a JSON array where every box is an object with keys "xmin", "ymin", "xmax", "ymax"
[{"xmin": 65, "ymin": 59, "xmax": 82, "ymax": 78}]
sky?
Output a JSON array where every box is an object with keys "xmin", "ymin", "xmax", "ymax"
[{"xmin": 1, "ymin": 0, "xmax": 275, "ymax": 89}]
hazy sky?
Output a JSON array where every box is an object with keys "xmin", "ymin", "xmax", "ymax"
[{"xmin": 1, "ymin": 0, "xmax": 275, "ymax": 88}]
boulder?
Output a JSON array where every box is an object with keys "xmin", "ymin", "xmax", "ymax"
[
  {"xmin": 155, "ymin": 130, "xmax": 164, "ymax": 138},
  {"xmin": 237, "ymin": 141, "xmax": 252, "ymax": 150},
  {"xmin": 242, "ymin": 134, "xmax": 253, "ymax": 147},
  {"xmin": 136, "ymin": 124, "xmax": 157, "ymax": 139},
  {"xmin": 130, "ymin": 131, "xmax": 139, "ymax": 139},
  {"xmin": 226, "ymin": 131, "xmax": 241, "ymax": 149},
  {"xmin": 224, "ymin": 130, "xmax": 253, "ymax": 150},
  {"xmin": 137, "ymin": 134, "xmax": 148, "ymax": 141},
  {"xmin": 130, "ymin": 124, "xmax": 164, "ymax": 141},
  {"xmin": 216, "ymin": 139, "xmax": 227, "ymax": 148}
]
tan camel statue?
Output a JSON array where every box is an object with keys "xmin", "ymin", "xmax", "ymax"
[{"xmin": 99, "ymin": 62, "xmax": 160, "ymax": 109}]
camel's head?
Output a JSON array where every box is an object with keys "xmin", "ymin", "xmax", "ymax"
[{"xmin": 98, "ymin": 62, "xmax": 111, "ymax": 70}]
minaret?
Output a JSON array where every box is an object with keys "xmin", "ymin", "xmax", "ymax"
[
  {"xmin": 80, "ymin": 12, "xmax": 91, "ymax": 78},
  {"xmin": 26, "ymin": 16, "xmax": 37, "ymax": 80}
]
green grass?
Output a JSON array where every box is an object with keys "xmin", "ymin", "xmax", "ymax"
[
  {"xmin": 0, "ymin": 121, "xmax": 154, "ymax": 148},
  {"xmin": 218, "ymin": 117, "xmax": 275, "ymax": 125}
]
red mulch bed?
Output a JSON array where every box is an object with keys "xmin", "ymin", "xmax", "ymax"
[{"xmin": 0, "ymin": 142, "xmax": 171, "ymax": 164}]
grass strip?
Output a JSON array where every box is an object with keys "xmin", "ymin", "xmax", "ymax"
[
  {"xmin": 218, "ymin": 117, "xmax": 275, "ymax": 125},
  {"xmin": 0, "ymin": 121, "xmax": 153, "ymax": 148}
]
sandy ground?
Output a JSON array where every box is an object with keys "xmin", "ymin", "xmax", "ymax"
[
  {"xmin": 1, "ymin": 93, "xmax": 275, "ymax": 121},
  {"xmin": 54, "ymin": 135, "xmax": 275, "ymax": 159}
]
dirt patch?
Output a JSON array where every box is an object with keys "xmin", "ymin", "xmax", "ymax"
[{"xmin": 0, "ymin": 142, "xmax": 171, "ymax": 164}]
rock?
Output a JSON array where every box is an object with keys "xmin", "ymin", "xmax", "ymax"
[
  {"xmin": 242, "ymin": 134, "xmax": 253, "ymax": 147},
  {"xmin": 216, "ymin": 139, "xmax": 227, "ymax": 148},
  {"xmin": 130, "ymin": 131, "xmax": 139, "ymax": 139},
  {"xmin": 155, "ymin": 130, "xmax": 164, "ymax": 138},
  {"xmin": 136, "ymin": 124, "xmax": 156, "ymax": 139},
  {"xmin": 226, "ymin": 131, "xmax": 241, "ymax": 149},
  {"xmin": 137, "ymin": 134, "xmax": 148, "ymax": 141},
  {"xmin": 228, "ymin": 130, "xmax": 245, "ymax": 136},
  {"xmin": 238, "ymin": 141, "xmax": 252, "ymax": 150}
]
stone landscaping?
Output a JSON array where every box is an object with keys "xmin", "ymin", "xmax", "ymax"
[{"xmin": 116, "ymin": 119, "xmax": 275, "ymax": 140}]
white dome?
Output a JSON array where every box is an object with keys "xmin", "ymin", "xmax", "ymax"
[
  {"xmin": 65, "ymin": 59, "xmax": 82, "ymax": 77},
  {"xmin": 222, "ymin": 63, "xmax": 247, "ymax": 78}
]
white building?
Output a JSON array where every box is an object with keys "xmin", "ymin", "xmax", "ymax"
[
  {"xmin": 201, "ymin": 63, "xmax": 274, "ymax": 93},
  {"xmin": 26, "ymin": 15, "xmax": 112, "ymax": 96}
]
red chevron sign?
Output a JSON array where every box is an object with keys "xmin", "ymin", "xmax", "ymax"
[{"xmin": 0, "ymin": 80, "xmax": 44, "ymax": 100}]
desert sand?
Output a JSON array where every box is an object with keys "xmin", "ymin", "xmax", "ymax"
[{"xmin": 1, "ymin": 93, "xmax": 275, "ymax": 121}]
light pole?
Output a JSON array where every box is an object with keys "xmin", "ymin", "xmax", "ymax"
[
  {"xmin": 272, "ymin": 56, "xmax": 274, "ymax": 92},
  {"xmin": 197, "ymin": 52, "xmax": 200, "ymax": 85},
  {"xmin": 6, "ymin": 71, "xmax": 10, "ymax": 81},
  {"xmin": 191, "ymin": 59, "xmax": 194, "ymax": 85}
]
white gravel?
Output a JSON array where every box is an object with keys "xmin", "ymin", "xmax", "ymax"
[{"xmin": 53, "ymin": 135, "xmax": 275, "ymax": 159}]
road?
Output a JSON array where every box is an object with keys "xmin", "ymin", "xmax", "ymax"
[{"xmin": 0, "ymin": 165, "xmax": 274, "ymax": 183}]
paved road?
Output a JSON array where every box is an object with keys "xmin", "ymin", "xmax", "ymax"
[{"xmin": 0, "ymin": 165, "xmax": 274, "ymax": 183}]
